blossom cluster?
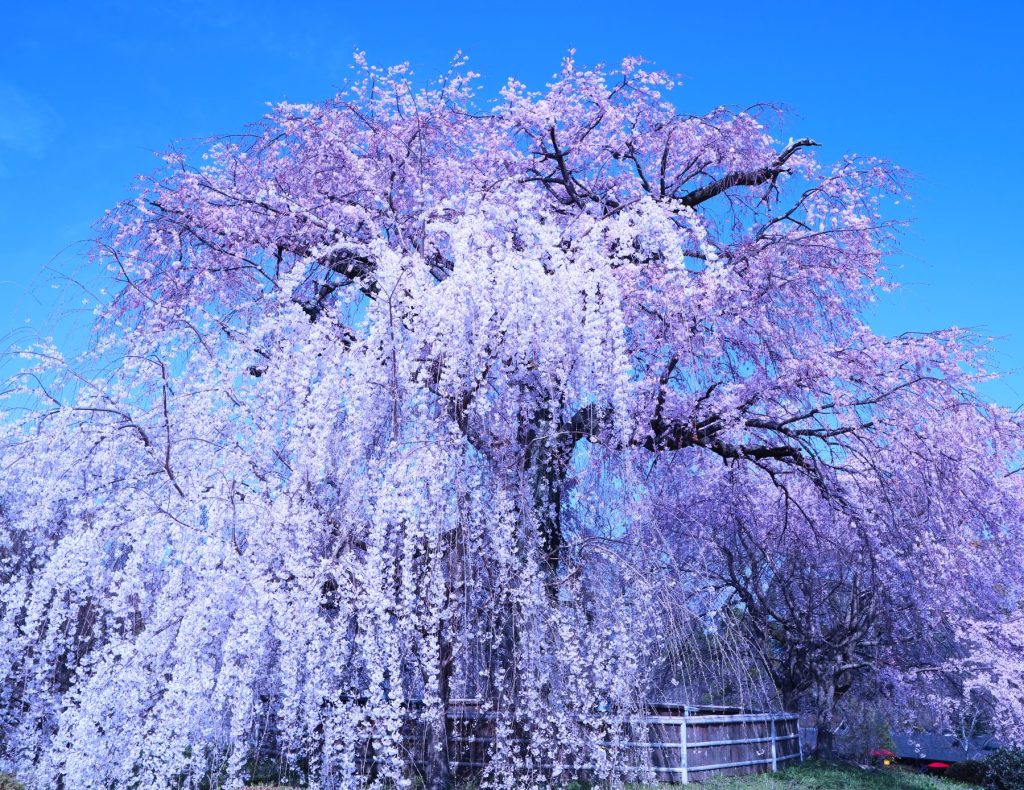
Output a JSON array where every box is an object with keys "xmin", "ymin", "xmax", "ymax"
[{"xmin": 1, "ymin": 55, "xmax": 1021, "ymax": 788}]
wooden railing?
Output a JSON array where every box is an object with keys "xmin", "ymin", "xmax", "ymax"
[
  {"xmin": 634, "ymin": 709, "xmax": 802, "ymax": 783},
  {"xmin": 357, "ymin": 703, "xmax": 802, "ymax": 785}
]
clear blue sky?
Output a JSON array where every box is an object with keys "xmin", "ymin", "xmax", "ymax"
[{"xmin": 2, "ymin": 1, "xmax": 1022, "ymax": 403}]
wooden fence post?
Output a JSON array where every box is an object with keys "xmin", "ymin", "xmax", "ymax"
[
  {"xmin": 680, "ymin": 716, "xmax": 689, "ymax": 785},
  {"xmin": 770, "ymin": 717, "xmax": 777, "ymax": 772}
]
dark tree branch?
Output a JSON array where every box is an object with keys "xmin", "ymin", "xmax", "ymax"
[{"xmin": 674, "ymin": 138, "xmax": 819, "ymax": 208}]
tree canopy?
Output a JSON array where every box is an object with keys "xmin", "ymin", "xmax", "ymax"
[{"xmin": 1, "ymin": 55, "xmax": 1022, "ymax": 789}]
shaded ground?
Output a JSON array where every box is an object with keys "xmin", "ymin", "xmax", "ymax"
[
  {"xmin": 1, "ymin": 760, "xmax": 968, "ymax": 789},
  {"xmin": 250, "ymin": 761, "xmax": 966, "ymax": 789},
  {"xmin": 679, "ymin": 762, "xmax": 964, "ymax": 790}
]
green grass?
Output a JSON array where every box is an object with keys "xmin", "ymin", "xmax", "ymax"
[
  {"xmin": 0, "ymin": 772, "xmax": 25, "ymax": 790},
  {"xmin": 680, "ymin": 761, "xmax": 965, "ymax": 790}
]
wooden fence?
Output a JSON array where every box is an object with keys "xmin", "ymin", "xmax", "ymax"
[
  {"xmin": 633, "ymin": 706, "xmax": 802, "ymax": 783},
  {"xmin": 370, "ymin": 702, "xmax": 802, "ymax": 785}
]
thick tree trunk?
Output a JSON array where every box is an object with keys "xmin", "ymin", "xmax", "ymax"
[
  {"xmin": 423, "ymin": 717, "xmax": 453, "ymax": 789},
  {"xmin": 423, "ymin": 627, "xmax": 455, "ymax": 790},
  {"xmin": 521, "ymin": 408, "xmax": 576, "ymax": 587},
  {"xmin": 812, "ymin": 682, "xmax": 838, "ymax": 759},
  {"xmin": 814, "ymin": 725, "xmax": 836, "ymax": 760}
]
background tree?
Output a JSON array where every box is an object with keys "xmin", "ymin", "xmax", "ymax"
[
  {"xmin": 1, "ymin": 54, "xmax": 1022, "ymax": 789},
  {"xmin": 656, "ymin": 401, "xmax": 1024, "ymax": 756}
]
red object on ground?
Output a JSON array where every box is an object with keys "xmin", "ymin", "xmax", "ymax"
[{"xmin": 927, "ymin": 762, "xmax": 951, "ymax": 770}]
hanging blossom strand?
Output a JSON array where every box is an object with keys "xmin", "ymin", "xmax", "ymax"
[{"xmin": 1, "ymin": 53, "xmax": 1022, "ymax": 789}]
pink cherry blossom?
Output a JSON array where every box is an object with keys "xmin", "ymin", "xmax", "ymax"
[{"xmin": 1, "ymin": 55, "xmax": 1021, "ymax": 789}]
